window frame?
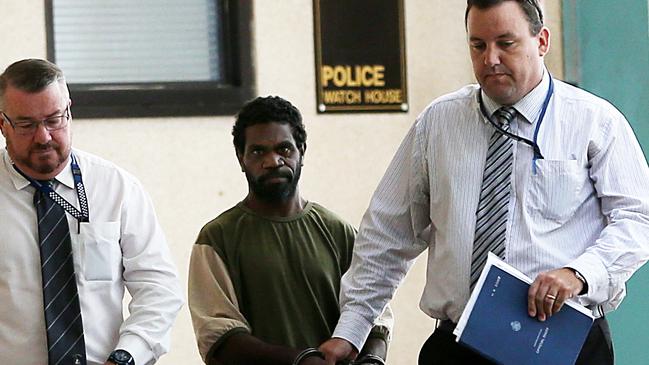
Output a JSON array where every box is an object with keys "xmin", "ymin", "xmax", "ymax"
[{"xmin": 44, "ymin": 0, "xmax": 255, "ymax": 118}]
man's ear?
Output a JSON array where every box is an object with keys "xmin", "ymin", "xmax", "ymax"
[
  {"xmin": 299, "ymin": 143, "xmax": 307, "ymax": 165},
  {"xmin": 236, "ymin": 151, "xmax": 246, "ymax": 172},
  {"xmin": 0, "ymin": 118, "xmax": 7, "ymax": 138},
  {"xmin": 537, "ymin": 27, "xmax": 550, "ymax": 56},
  {"xmin": 234, "ymin": 149, "xmax": 243, "ymax": 172}
]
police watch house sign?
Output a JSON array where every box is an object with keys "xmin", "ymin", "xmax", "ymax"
[{"xmin": 313, "ymin": 0, "xmax": 408, "ymax": 113}]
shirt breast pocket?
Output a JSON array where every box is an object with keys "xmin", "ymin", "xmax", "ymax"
[
  {"xmin": 526, "ymin": 159, "xmax": 584, "ymax": 224},
  {"xmin": 79, "ymin": 222, "xmax": 121, "ymax": 281}
]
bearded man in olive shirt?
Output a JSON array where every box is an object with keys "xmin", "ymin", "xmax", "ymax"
[{"xmin": 188, "ymin": 96, "xmax": 392, "ymax": 365}]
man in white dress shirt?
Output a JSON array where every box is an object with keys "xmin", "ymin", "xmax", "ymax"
[
  {"xmin": 319, "ymin": 1, "xmax": 649, "ymax": 364},
  {"xmin": 0, "ymin": 58, "xmax": 183, "ymax": 365}
]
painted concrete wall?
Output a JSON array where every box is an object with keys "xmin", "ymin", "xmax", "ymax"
[
  {"xmin": 0, "ymin": 1, "xmax": 563, "ymax": 363},
  {"xmin": 562, "ymin": 1, "xmax": 649, "ymax": 363}
]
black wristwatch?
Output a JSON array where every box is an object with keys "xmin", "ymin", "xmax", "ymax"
[{"xmin": 108, "ymin": 349, "xmax": 135, "ymax": 365}]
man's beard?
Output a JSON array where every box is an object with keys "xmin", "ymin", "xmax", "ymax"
[
  {"xmin": 9, "ymin": 140, "xmax": 68, "ymax": 175},
  {"xmin": 246, "ymin": 164, "xmax": 302, "ymax": 203}
]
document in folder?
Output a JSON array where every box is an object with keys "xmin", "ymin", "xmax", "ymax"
[{"xmin": 453, "ymin": 253, "xmax": 594, "ymax": 365}]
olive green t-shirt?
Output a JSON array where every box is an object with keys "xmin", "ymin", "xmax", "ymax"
[{"xmin": 189, "ymin": 201, "xmax": 357, "ymax": 358}]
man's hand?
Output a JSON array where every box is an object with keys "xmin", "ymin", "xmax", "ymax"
[
  {"xmin": 319, "ymin": 338, "xmax": 358, "ymax": 365},
  {"xmin": 528, "ymin": 268, "xmax": 584, "ymax": 321}
]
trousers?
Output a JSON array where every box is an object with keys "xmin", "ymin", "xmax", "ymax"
[{"xmin": 418, "ymin": 317, "xmax": 613, "ymax": 365}]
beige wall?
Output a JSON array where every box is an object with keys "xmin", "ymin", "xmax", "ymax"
[{"xmin": 0, "ymin": 1, "xmax": 563, "ymax": 364}]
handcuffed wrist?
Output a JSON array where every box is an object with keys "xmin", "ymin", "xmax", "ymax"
[
  {"xmin": 293, "ymin": 347, "xmax": 325, "ymax": 365},
  {"xmin": 353, "ymin": 353, "xmax": 386, "ymax": 365}
]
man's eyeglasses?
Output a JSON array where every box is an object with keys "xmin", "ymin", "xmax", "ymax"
[{"xmin": 1, "ymin": 106, "xmax": 71, "ymax": 136}]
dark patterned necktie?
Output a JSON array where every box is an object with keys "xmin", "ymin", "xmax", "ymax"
[
  {"xmin": 34, "ymin": 182, "xmax": 86, "ymax": 365},
  {"xmin": 470, "ymin": 107, "xmax": 517, "ymax": 289}
]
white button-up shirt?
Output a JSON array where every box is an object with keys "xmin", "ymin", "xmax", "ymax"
[
  {"xmin": 0, "ymin": 148, "xmax": 184, "ymax": 365},
  {"xmin": 333, "ymin": 72, "xmax": 649, "ymax": 350}
]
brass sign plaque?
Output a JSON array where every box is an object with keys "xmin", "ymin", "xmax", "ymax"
[{"xmin": 313, "ymin": 0, "xmax": 408, "ymax": 113}]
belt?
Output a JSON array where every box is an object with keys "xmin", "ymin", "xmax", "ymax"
[{"xmin": 436, "ymin": 319, "xmax": 457, "ymax": 333}]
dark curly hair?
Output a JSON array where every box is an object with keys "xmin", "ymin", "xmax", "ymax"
[
  {"xmin": 232, "ymin": 96, "xmax": 307, "ymax": 155},
  {"xmin": 465, "ymin": 0, "xmax": 544, "ymax": 36}
]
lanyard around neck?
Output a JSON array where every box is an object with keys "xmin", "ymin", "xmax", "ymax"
[
  {"xmin": 478, "ymin": 75, "xmax": 555, "ymax": 161},
  {"xmin": 14, "ymin": 154, "xmax": 90, "ymax": 222}
]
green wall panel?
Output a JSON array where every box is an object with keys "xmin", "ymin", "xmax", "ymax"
[{"xmin": 563, "ymin": 1, "xmax": 649, "ymax": 364}]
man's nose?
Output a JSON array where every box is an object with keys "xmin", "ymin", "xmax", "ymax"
[
  {"xmin": 484, "ymin": 45, "xmax": 501, "ymax": 67},
  {"xmin": 263, "ymin": 153, "xmax": 285, "ymax": 168},
  {"xmin": 32, "ymin": 123, "xmax": 53, "ymax": 144}
]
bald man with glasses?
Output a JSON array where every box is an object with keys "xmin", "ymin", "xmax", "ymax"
[{"xmin": 0, "ymin": 58, "xmax": 184, "ymax": 365}]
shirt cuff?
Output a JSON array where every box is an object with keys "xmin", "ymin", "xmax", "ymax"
[
  {"xmin": 204, "ymin": 327, "xmax": 250, "ymax": 363},
  {"xmin": 116, "ymin": 334, "xmax": 154, "ymax": 365},
  {"xmin": 332, "ymin": 310, "xmax": 375, "ymax": 352},
  {"xmin": 368, "ymin": 325, "xmax": 390, "ymax": 343},
  {"xmin": 566, "ymin": 251, "xmax": 609, "ymax": 304}
]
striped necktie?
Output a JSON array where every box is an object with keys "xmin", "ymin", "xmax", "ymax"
[
  {"xmin": 34, "ymin": 182, "xmax": 86, "ymax": 365},
  {"xmin": 470, "ymin": 107, "xmax": 517, "ymax": 289}
]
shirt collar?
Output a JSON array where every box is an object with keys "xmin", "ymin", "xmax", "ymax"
[
  {"xmin": 56, "ymin": 155, "xmax": 75, "ymax": 189},
  {"xmin": 479, "ymin": 68, "xmax": 550, "ymax": 125},
  {"xmin": 2, "ymin": 148, "xmax": 74, "ymax": 190},
  {"xmin": 2, "ymin": 149, "xmax": 28, "ymax": 191}
]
